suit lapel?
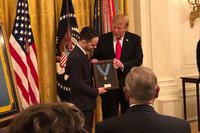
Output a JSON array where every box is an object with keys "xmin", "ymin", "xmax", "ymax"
[{"xmin": 121, "ymin": 32, "xmax": 129, "ymax": 59}]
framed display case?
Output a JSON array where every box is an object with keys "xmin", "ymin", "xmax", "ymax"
[{"xmin": 93, "ymin": 60, "xmax": 119, "ymax": 90}]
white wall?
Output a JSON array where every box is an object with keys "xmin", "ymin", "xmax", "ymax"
[{"xmin": 129, "ymin": 0, "xmax": 200, "ymax": 120}]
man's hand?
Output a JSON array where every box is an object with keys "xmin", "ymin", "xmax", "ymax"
[
  {"xmin": 91, "ymin": 58, "xmax": 98, "ymax": 63},
  {"xmin": 56, "ymin": 56, "xmax": 61, "ymax": 62},
  {"xmin": 98, "ymin": 87, "xmax": 107, "ymax": 94},
  {"xmin": 113, "ymin": 58, "xmax": 124, "ymax": 70}
]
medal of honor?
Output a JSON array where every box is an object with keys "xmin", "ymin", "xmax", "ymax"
[{"xmin": 96, "ymin": 63, "xmax": 111, "ymax": 81}]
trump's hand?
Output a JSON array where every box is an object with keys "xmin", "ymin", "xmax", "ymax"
[{"xmin": 113, "ymin": 58, "xmax": 124, "ymax": 70}]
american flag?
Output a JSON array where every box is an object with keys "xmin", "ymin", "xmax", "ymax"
[
  {"xmin": 56, "ymin": 0, "xmax": 79, "ymax": 101},
  {"xmin": 9, "ymin": 0, "xmax": 40, "ymax": 109}
]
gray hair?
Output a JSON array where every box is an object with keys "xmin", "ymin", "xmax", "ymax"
[{"xmin": 125, "ymin": 67, "xmax": 157, "ymax": 101}]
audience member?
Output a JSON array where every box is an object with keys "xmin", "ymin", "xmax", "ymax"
[
  {"xmin": 95, "ymin": 66, "xmax": 191, "ymax": 133},
  {"xmin": 7, "ymin": 102, "xmax": 88, "ymax": 133}
]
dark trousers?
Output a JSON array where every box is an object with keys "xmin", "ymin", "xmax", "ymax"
[
  {"xmin": 101, "ymin": 89, "xmax": 129, "ymax": 120},
  {"xmin": 82, "ymin": 110, "xmax": 94, "ymax": 133}
]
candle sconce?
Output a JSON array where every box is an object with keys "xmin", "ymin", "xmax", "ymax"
[{"xmin": 188, "ymin": 0, "xmax": 200, "ymax": 28}]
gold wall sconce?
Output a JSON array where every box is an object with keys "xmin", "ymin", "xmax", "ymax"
[{"xmin": 188, "ymin": 0, "xmax": 200, "ymax": 28}]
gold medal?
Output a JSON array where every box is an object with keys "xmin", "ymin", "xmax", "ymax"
[{"xmin": 104, "ymin": 76, "xmax": 107, "ymax": 80}]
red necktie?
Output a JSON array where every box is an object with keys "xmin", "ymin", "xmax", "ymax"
[{"xmin": 115, "ymin": 39, "xmax": 122, "ymax": 60}]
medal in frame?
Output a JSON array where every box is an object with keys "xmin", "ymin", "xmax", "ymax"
[{"xmin": 92, "ymin": 60, "xmax": 119, "ymax": 89}]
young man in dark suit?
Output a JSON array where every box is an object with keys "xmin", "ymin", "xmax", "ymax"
[
  {"xmin": 92, "ymin": 14, "xmax": 143, "ymax": 119},
  {"xmin": 96, "ymin": 66, "xmax": 191, "ymax": 133},
  {"xmin": 66, "ymin": 27, "xmax": 107, "ymax": 133}
]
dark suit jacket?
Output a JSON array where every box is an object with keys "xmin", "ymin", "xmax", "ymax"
[
  {"xmin": 95, "ymin": 105, "xmax": 191, "ymax": 133},
  {"xmin": 92, "ymin": 32, "xmax": 143, "ymax": 87},
  {"xmin": 66, "ymin": 46, "xmax": 98, "ymax": 111}
]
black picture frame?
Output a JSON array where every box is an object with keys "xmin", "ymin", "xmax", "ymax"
[
  {"xmin": 0, "ymin": 24, "xmax": 20, "ymax": 127},
  {"xmin": 93, "ymin": 60, "xmax": 119, "ymax": 90}
]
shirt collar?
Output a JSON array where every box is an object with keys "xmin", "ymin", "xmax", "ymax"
[
  {"xmin": 77, "ymin": 44, "xmax": 87, "ymax": 55},
  {"xmin": 130, "ymin": 103, "xmax": 153, "ymax": 108},
  {"xmin": 114, "ymin": 33, "xmax": 125, "ymax": 41}
]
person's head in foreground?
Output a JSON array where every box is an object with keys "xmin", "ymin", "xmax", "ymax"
[
  {"xmin": 7, "ymin": 102, "xmax": 88, "ymax": 133},
  {"xmin": 125, "ymin": 66, "xmax": 159, "ymax": 105}
]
